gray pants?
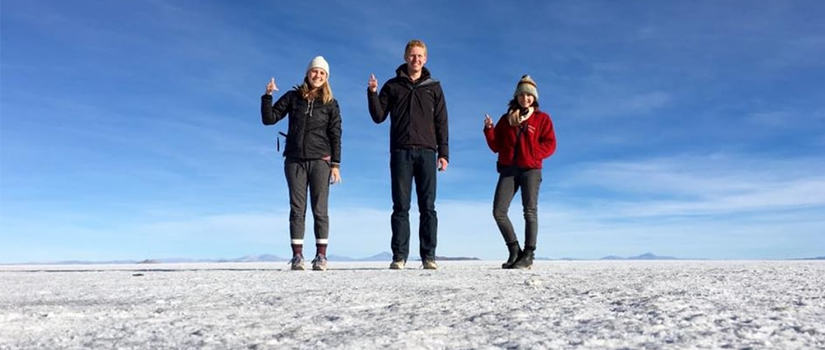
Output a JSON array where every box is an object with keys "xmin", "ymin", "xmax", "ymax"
[
  {"xmin": 285, "ymin": 158, "xmax": 331, "ymax": 243},
  {"xmin": 492, "ymin": 167, "xmax": 542, "ymax": 248}
]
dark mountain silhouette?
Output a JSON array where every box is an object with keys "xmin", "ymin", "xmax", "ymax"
[
  {"xmin": 600, "ymin": 252, "xmax": 679, "ymax": 260},
  {"xmin": 632, "ymin": 252, "xmax": 678, "ymax": 260},
  {"xmin": 357, "ymin": 252, "xmax": 393, "ymax": 261},
  {"xmin": 229, "ymin": 254, "xmax": 285, "ymax": 262},
  {"xmin": 12, "ymin": 252, "xmax": 825, "ymax": 265},
  {"xmin": 539, "ymin": 252, "xmax": 682, "ymax": 261},
  {"xmin": 436, "ymin": 256, "xmax": 481, "ymax": 261}
]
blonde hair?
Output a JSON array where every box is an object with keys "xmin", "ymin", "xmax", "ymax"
[
  {"xmin": 404, "ymin": 39, "xmax": 428, "ymax": 57},
  {"xmin": 298, "ymin": 77, "xmax": 334, "ymax": 104}
]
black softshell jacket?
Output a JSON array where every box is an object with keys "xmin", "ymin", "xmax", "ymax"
[
  {"xmin": 261, "ymin": 90, "xmax": 342, "ymax": 164},
  {"xmin": 367, "ymin": 65, "xmax": 449, "ymax": 161}
]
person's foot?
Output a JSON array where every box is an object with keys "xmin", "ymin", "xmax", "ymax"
[
  {"xmin": 289, "ymin": 254, "xmax": 305, "ymax": 271},
  {"xmin": 389, "ymin": 260, "xmax": 406, "ymax": 270},
  {"xmin": 502, "ymin": 242, "xmax": 522, "ymax": 269},
  {"xmin": 511, "ymin": 248, "xmax": 534, "ymax": 270},
  {"xmin": 311, "ymin": 254, "xmax": 328, "ymax": 271},
  {"xmin": 422, "ymin": 259, "xmax": 438, "ymax": 270}
]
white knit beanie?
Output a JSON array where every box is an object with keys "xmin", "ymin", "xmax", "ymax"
[
  {"xmin": 306, "ymin": 56, "xmax": 330, "ymax": 76},
  {"xmin": 514, "ymin": 74, "xmax": 538, "ymax": 101}
]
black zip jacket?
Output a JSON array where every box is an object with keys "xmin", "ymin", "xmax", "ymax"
[
  {"xmin": 261, "ymin": 89, "xmax": 342, "ymax": 165},
  {"xmin": 367, "ymin": 64, "xmax": 449, "ymax": 161}
]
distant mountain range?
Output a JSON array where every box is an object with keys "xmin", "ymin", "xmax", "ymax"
[
  {"xmin": 138, "ymin": 252, "xmax": 481, "ymax": 264},
  {"xmin": 544, "ymin": 252, "xmax": 680, "ymax": 261},
  {"xmin": 600, "ymin": 252, "xmax": 679, "ymax": 260},
  {"xmin": 137, "ymin": 252, "xmax": 397, "ymax": 264},
  {"xmin": 7, "ymin": 252, "xmax": 824, "ymax": 265},
  {"xmin": 37, "ymin": 252, "xmax": 479, "ymax": 265}
]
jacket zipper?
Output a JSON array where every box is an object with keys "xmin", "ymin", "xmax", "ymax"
[
  {"xmin": 302, "ymin": 99, "xmax": 315, "ymax": 159},
  {"xmin": 512, "ymin": 122, "xmax": 527, "ymax": 166}
]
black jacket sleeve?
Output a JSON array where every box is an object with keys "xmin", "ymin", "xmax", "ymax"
[
  {"xmin": 368, "ymin": 84, "xmax": 391, "ymax": 124},
  {"xmin": 327, "ymin": 100, "xmax": 343, "ymax": 166},
  {"xmin": 433, "ymin": 85, "xmax": 449, "ymax": 161},
  {"xmin": 261, "ymin": 92, "xmax": 291, "ymax": 125}
]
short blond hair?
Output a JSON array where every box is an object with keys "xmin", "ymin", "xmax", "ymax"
[{"xmin": 404, "ymin": 39, "xmax": 428, "ymax": 57}]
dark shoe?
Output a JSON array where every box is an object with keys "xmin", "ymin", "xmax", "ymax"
[
  {"xmin": 502, "ymin": 242, "xmax": 522, "ymax": 269},
  {"xmin": 311, "ymin": 254, "xmax": 328, "ymax": 271},
  {"xmin": 511, "ymin": 247, "xmax": 535, "ymax": 270},
  {"xmin": 290, "ymin": 254, "xmax": 306, "ymax": 271}
]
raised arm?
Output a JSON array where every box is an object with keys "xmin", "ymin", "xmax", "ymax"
[
  {"xmin": 261, "ymin": 78, "xmax": 290, "ymax": 125},
  {"xmin": 367, "ymin": 73, "xmax": 390, "ymax": 124},
  {"xmin": 483, "ymin": 113, "xmax": 499, "ymax": 153},
  {"xmin": 484, "ymin": 113, "xmax": 509, "ymax": 153}
]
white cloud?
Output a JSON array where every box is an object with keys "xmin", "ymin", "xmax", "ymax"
[{"xmin": 559, "ymin": 154, "xmax": 825, "ymax": 217}]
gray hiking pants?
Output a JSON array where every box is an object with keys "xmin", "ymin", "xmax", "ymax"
[{"xmin": 285, "ymin": 158, "xmax": 331, "ymax": 243}]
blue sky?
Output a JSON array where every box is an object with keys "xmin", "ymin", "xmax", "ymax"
[{"xmin": 1, "ymin": 1, "xmax": 823, "ymax": 263}]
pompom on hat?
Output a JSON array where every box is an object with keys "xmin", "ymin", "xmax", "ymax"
[
  {"xmin": 513, "ymin": 74, "xmax": 538, "ymax": 101},
  {"xmin": 306, "ymin": 56, "xmax": 330, "ymax": 76}
]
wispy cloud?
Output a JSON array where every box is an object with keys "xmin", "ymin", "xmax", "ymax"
[{"xmin": 560, "ymin": 154, "xmax": 825, "ymax": 215}]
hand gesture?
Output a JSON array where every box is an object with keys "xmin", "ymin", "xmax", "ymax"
[
  {"xmin": 266, "ymin": 77, "xmax": 278, "ymax": 95},
  {"xmin": 368, "ymin": 73, "xmax": 378, "ymax": 93},
  {"xmin": 484, "ymin": 113, "xmax": 494, "ymax": 129}
]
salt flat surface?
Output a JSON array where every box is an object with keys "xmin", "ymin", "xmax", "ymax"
[{"xmin": 1, "ymin": 261, "xmax": 823, "ymax": 349}]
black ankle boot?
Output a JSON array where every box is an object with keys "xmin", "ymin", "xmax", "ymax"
[
  {"xmin": 502, "ymin": 242, "xmax": 522, "ymax": 269},
  {"xmin": 511, "ymin": 246, "xmax": 535, "ymax": 269}
]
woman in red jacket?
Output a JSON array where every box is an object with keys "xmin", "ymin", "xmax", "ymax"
[{"xmin": 483, "ymin": 75, "xmax": 557, "ymax": 269}]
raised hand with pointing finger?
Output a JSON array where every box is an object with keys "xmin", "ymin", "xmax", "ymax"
[
  {"xmin": 484, "ymin": 113, "xmax": 494, "ymax": 129},
  {"xmin": 368, "ymin": 73, "xmax": 378, "ymax": 93},
  {"xmin": 265, "ymin": 77, "xmax": 279, "ymax": 95}
]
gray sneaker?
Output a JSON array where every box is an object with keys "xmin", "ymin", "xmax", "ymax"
[
  {"xmin": 290, "ymin": 255, "xmax": 305, "ymax": 271},
  {"xmin": 312, "ymin": 255, "xmax": 328, "ymax": 271},
  {"xmin": 389, "ymin": 260, "xmax": 406, "ymax": 270},
  {"xmin": 422, "ymin": 260, "xmax": 438, "ymax": 270}
]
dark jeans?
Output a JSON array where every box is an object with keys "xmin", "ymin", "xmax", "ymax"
[
  {"xmin": 492, "ymin": 167, "xmax": 542, "ymax": 248},
  {"xmin": 285, "ymin": 158, "xmax": 331, "ymax": 243},
  {"xmin": 390, "ymin": 148, "xmax": 438, "ymax": 261}
]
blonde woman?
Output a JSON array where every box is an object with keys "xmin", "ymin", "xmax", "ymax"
[{"xmin": 261, "ymin": 56, "xmax": 342, "ymax": 271}]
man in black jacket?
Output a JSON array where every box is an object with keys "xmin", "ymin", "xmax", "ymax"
[{"xmin": 367, "ymin": 39, "xmax": 449, "ymax": 270}]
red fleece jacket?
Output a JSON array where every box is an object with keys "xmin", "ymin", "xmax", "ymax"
[{"xmin": 483, "ymin": 109, "xmax": 557, "ymax": 170}]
